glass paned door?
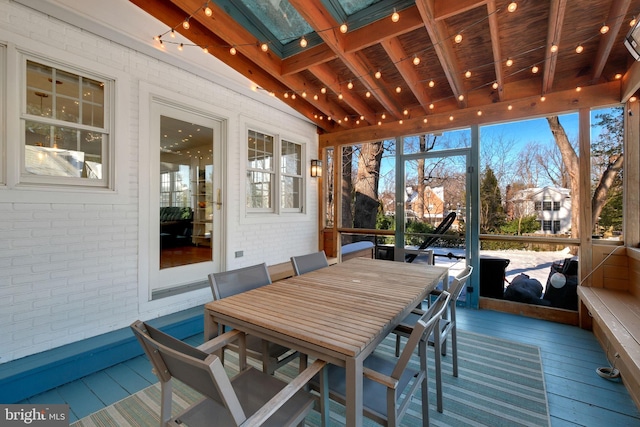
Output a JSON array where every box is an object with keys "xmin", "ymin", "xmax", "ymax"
[{"xmin": 402, "ymin": 153, "xmax": 470, "ymax": 300}]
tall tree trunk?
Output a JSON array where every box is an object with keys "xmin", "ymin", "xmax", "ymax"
[
  {"xmin": 353, "ymin": 142, "xmax": 383, "ymax": 229},
  {"xmin": 592, "ymin": 154, "xmax": 623, "ymax": 226},
  {"xmin": 546, "ymin": 116, "xmax": 579, "ymax": 239},
  {"xmin": 341, "ymin": 146, "xmax": 353, "ymax": 229}
]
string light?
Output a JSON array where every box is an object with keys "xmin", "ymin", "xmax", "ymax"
[
  {"xmin": 477, "ymin": 110, "xmax": 483, "ymax": 116},
  {"xmin": 600, "ymin": 24, "xmax": 609, "ymax": 34},
  {"xmin": 202, "ymin": 46, "xmax": 208, "ymax": 54},
  {"xmin": 429, "ymin": 103, "xmax": 435, "ymax": 109},
  {"xmin": 261, "ymin": 43, "xmax": 269, "ymax": 52},
  {"xmin": 395, "ymin": 86, "xmax": 402, "ymax": 93},
  {"xmin": 507, "ymin": 2, "xmax": 517, "ymax": 13},
  {"xmin": 454, "ymin": 34, "xmax": 463, "ymax": 44},
  {"xmin": 365, "ymin": 91, "xmax": 371, "ymax": 98},
  {"xmin": 204, "ymin": 3, "xmax": 213, "ymax": 17},
  {"xmin": 576, "ymin": 86, "xmax": 582, "ymax": 92},
  {"xmin": 492, "ymin": 82, "xmax": 499, "ymax": 89},
  {"xmin": 428, "ymin": 80, "xmax": 435, "ymax": 88},
  {"xmin": 615, "ymin": 73, "xmax": 622, "ymax": 79},
  {"xmin": 338, "ymin": 93, "xmax": 343, "ymax": 100},
  {"xmin": 465, "ymin": 70, "xmax": 472, "ymax": 78},
  {"xmin": 182, "ymin": 18, "xmax": 190, "ymax": 30},
  {"xmin": 170, "ymin": 29, "xmax": 176, "ymax": 38},
  {"xmin": 375, "ymin": 70, "xmax": 382, "ymax": 79},
  {"xmin": 340, "ymin": 23, "xmax": 348, "ymax": 33},
  {"xmin": 300, "ymin": 37, "xmax": 307, "ymax": 48},
  {"xmin": 347, "ymin": 80, "xmax": 353, "ymax": 89},
  {"xmin": 508, "ymin": 104, "xmax": 513, "ymax": 110},
  {"xmin": 540, "ymin": 95, "xmax": 546, "ymax": 102},
  {"xmin": 575, "ymin": 44, "xmax": 584, "ymax": 53},
  {"xmin": 631, "ymin": 18, "xmax": 637, "ymax": 27},
  {"xmin": 178, "ymin": 43, "xmax": 184, "ymax": 51},
  {"xmin": 630, "ymin": 96, "xmax": 638, "ymax": 102},
  {"xmin": 413, "ymin": 55, "xmax": 420, "ymax": 66},
  {"xmin": 230, "ymin": 46, "xmax": 237, "ymax": 55},
  {"xmin": 506, "ymin": 58, "xmax": 513, "ymax": 67},
  {"xmin": 550, "ymin": 44, "xmax": 558, "ymax": 53},
  {"xmin": 321, "ymin": 87, "xmax": 327, "ymax": 94},
  {"xmin": 531, "ymin": 65, "xmax": 539, "ymax": 73},
  {"xmin": 458, "ymin": 94, "xmax": 464, "ymax": 101},
  {"xmin": 391, "ymin": 8, "xmax": 399, "ymax": 23}
]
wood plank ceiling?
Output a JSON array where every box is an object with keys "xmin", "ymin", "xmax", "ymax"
[{"xmin": 130, "ymin": 0, "xmax": 640, "ymax": 135}]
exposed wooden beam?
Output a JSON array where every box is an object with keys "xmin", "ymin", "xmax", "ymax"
[
  {"xmin": 343, "ymin": 5, "xmax": 425, "ymax": 53},
  {"xmin": 434, "ymin": 0, "xmax": 488, "ymax": 20},
  {"xmin": 542, "ymin": 0, "xmax": 567, "ymax": 94},
  {"xmin": 308, "ymin": 63, "xmax": 378, "ymax": 124},
  {"xmin": 281, "ymin": 44, "xmax": 335, "ymax": 76},
  {"xmin": 381, "ymin": 37, "xmax": 432, "ymax": 113},
  {"xmin": 416, "ymin": 0, "xmax": 467, "ymax": 108},
  {"xmin": 168, "ymin": 0, "xmax": 353, "ymax": 129},
  {"xmin": 129, "ymin": 0, "xmax": 341, "ymax": 131},
  {"xmin": 487, "ymin": 0, "xmax": 504, "ymax": 101},
  {"xmin": 592, "ymin": 0, "xmax": 632, "ymax": 82},
  {"xmin": 289, "ymin": 0, "xmax": 404, "ymax": 118},
  {"xmin": 320, "ymin": 80, "xmax": 620, "ymax": 146}
]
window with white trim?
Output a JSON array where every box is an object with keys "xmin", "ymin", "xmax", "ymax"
[
  {"xmin": 21, "ymin": 58, "xmax": 112, "ymax": 187},
  {"xmin": 246, "ymin": 128, "xmax": 305, "ymax": 214}
]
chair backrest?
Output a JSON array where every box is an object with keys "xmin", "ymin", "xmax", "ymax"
[
  {"xmin": 208, "ymin": 263, "xmax": 272, "ymax": 300},
  {"xmin": 391, "ymin": 291, "xmax": 450, "ymax": 380},
  {"xmin": 290, "ymin": 251, "xmax": 329, "ymax": 275},
  {"xmin": 448, "ymin": 265, "xmax": 473, "ymax": 301},
  {"xmin": 130, "ymin": 320, "xmax": 246, "ymax": 421}
]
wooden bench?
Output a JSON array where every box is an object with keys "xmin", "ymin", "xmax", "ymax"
[
  {"xmin": 341, "ymin": 241, "xmax": 375, "ymax": 262},
  {"xmin": 578, "ymin": 286, "xmax": 640, "ymax": 409}
]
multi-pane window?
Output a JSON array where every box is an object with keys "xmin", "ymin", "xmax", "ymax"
[
  {"xmin": 543, "ymin": 220, "xmax": 552, "ymax": 231},
  {"xmin": 160, "ymin": 169, "xmax": 189, "ymax": 207},
  {"xmin": 542, "ymin": 200, "xmax": 552, "ymax": 211},
  {"xmin": 281, "ymin": 140, "xmax": 302, "ymax": 210},
  {"xmin": 22, "ymin": 59, "xmax": 110, "ymax": 185},
  {"xmin": 247, "ymin": 130, "xmax": 274, "ymax": 210},
  {"xmin": 553, "ymin": 201, "xmax": 561, "ymax": 211},
  {"xmin": 553, "ymin": 220, "xmax": 561, "ymax": 233},
  {"xmin": 246, "ymin": 129, "xmax": 305, "ymax": 214}
]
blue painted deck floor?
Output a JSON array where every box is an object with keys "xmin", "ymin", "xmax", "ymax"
[{"xmin": 20, "ymin": 308, "xmax": 640, "ymax": 426}]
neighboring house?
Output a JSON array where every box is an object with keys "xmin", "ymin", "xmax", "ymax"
[
  {"xmin": 508, "ymin": 186, "xmax": 572, "ymax": 235},
  {"xmin": 405, "ymin": 185, "xmax": 445, "ymax": 224}
]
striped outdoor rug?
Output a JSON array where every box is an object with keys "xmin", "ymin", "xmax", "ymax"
[{"xmin": 71, "ymin": 330, "xmax": 550, "ymax": 427}]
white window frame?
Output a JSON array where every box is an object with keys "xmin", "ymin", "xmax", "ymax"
[
  {"xmin": 0, "ymin": 38, "xmax": 128, "ymax": 204},
  {"xmin": 242, "ymin": 117, "xmax": 309, "ymax": 221},
  {"xmin": 0, "ymin": 43, "xmax": 5, "ymax": 187},
  {"xmin": 19, "ymin": 55, "xmax": 113, "ymax": 188}
]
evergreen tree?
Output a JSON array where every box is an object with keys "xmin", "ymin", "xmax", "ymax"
[{"xmin": 480, "ymin": 167, "xmax": 506, "ymax": 233}]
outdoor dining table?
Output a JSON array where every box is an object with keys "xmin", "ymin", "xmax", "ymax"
[{"xmin": 203, "ymin": 257, "xmax": 450, "ymax": 427}]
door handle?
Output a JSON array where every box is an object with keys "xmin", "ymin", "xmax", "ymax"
[{"xmin": 215, "ymin": 189, "xmax": 222, "ymax": 210}]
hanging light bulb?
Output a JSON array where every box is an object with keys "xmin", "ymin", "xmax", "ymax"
[
  {"xmin": 159, "ymin": 39, "xmax": 165, "ymax": 48},
  {"xmin": 178, "ymin": 43, "xmax": 184, "ymax": 51},
  {"xmin": 403, "ymin": 109, "xmax": 409, "ymax": 116},
  {"xmin": 413, "ymin": 55, "xmax": 420, "ymax": 66},
  {"xmin": 550, "ymin": 43, "xmax": 558, "ymax": 53},
  {"xmin": 202, "ymin": 46, "xmax": 209, "ymax": 54},
  {"xmin": 300, "ymin": 36, "xmax": 307, "ymax": 48},
  {"xmin": 291, "ymin": 93, "xmax": 296, "ymax": 99},
  {"xmin": 395, "ymin": 86, "xmax": 402, "ymax": 93},
  {"xmin": 575, "ymin": 44, "xmax": 584, "ymax": 54},
  {"xmin": 302, "ymin": 91, "xmax": 307, "ymax": 98},
  {"xmin": 365, "ymin": 91, "xmax": 371, "ymax": 98},
  {"xmin": 182, "ymin": 18, "xmax": 190, "ymax": 30},
  {"xmin": 284, "ymin": 92, "xmax": 289, "ymax": 99},
  {"xmin": 531, "ymin": 65, "xmax": 539, "ymax": 73},
  {"xmin": 204, "ymin": 4, "xmax": 213, "ymax": 17},
  {"xmin": 374, "ymin": 70, "xmax": 382, "ymax": 79},
  {"xmin": 313, "ymin": 94, "xmax": 318, "ymax": 100},
  {"xmin": 381, "ymin": 113, "xmax": 386, "ymax": 119},
  {"xmin": 170, "ymin": 29, "xmax": 176, "ymax": 38},
  {"xmin": 508, "ymin": 104, "xmax": 513, "ymax": 110},
  {"xmin": 347, "ymin": 80, "xmax": 353, "ymax": 90},
  {"xmin": 454, "ymin": 34, "xmax": 463, "ymax": 44},
  {"xmin": 340, "ymin": 23, "xmax": 348, "ymax": 33},
  {"xmin": 321, "ymin": 87, "xmax": 327, "ymax": 94},
  {"xmin": 428, "ymin": 80, "xmax": 435, "ymax": 88},
  {"xmin": 391, "ymin": 8, "xmax": 400, "ymax": 23},
  {"xmin": 492, "ymin": 82, "xmax": 499, "ymax": 89},
  {"xmin": 261, "ymin": 42, "xmax": 269, "ymax": 52},
  {"xmin": 429, "ymin": 103, "xmax": 434, "ymax": 109},
  {"xmin": 465, "ymin": 70, "xmax": 471, "ymax": 78},
  {"xmin": 540, "ymin": 95, "xmax": 546, "ymax": 102},
  {"xmin": 477, "ymin": 110, "xmax": 483, "ymax": 116},
  {"xmin": 615, "ymin": 73, "xmax": 623, "ymax": 80},
  {"xmin": 229, "ymin": 46, "xmax": 237, "ymax": 55},
  {"xmin": 338, "ymin": 93, "xmax": 343, "ymax": 100},
  {"xmin": 458, "ymin": 94, "xmax": 464, "ymax": 101},
  {"xmin": 600, "ymin": 24, "xmax": 609, "ymax": 34},
  {"xmin": 631, "ymin": 18, "xmax": 637, "ymax": 27},
  {"xmin": 506, "ymin": 58, "xmax": 513, "ymax": 67},
  {"xmin": 507, "ymin": 2, "xmax": 517, "ymax": 12}
]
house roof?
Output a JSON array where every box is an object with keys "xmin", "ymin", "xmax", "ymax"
[{"xmin": 128, "ymin": 0, "xmax": 640, "ymax": 138}]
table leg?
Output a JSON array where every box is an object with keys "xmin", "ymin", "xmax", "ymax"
[
  {"xmin": 345, "ymin": 357, "xmax": 363, "ymax": 427},
  {"xmin": 203, "ymin": 308, "xmax": 217, "ymax": 340}
]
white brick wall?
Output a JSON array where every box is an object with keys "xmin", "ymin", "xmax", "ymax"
[{"xmin": 0, "ymin": 0, "xmax": 319, "ymax": 363}]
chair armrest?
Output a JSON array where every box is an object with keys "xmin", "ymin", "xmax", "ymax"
[
  {"xmin": 196, "ymin": 329, "xmax": 244, "ymax": 353},
  {"xmin": 241, "ymin": 359, "xmax": 327, "ymax": 427},
  {"xmin": 363, "ymin": 367, "xmax": 399, "ymax": 390}
]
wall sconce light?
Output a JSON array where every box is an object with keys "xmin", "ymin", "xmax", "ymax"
[{"xmin": 310, "ymin": 159, "xmax": 322, "ymax": 177}]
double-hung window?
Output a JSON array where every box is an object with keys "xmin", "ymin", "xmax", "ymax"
[
  {"xmin": 246, "ymin": 128, "xmax": 305, "ymax": 214},
  {"xmin": 22, "ymin": 58, "xmax": 112, "ymax": 187}
]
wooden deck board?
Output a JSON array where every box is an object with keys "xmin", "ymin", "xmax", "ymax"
[{"xmin": 22, "ymin": 307, "xmax": 640, "ymax": 425}]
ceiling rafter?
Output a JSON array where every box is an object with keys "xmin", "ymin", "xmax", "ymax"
[
  {"xmin": 487, "ymin": 0, "xmax": 504, "ymax": 101},
  {"xmin": 289, "ymin": 0, "xmax": 405, "ymax": 119},
  {"xmin": 169, "ymin": 0, "xmax": 354, "ymax": 128},
  {"xmin": 434, "ymin": 0, "xmax": 488, "ymax": 21},
  {"xmin": 281, "ymin": 44, "xmax": 336, "ymax": 76},
  {"xmin": 592, "ymin": 0, "xmax": 632, "ymax": 81},
  {"xmin": 381, "ymin": 37, "xmax": 432, "ymax": 113},
  {"xmin": 543, "ymin": 0, "xmax": 567, "ymax": 94},
  {"xmin": 308, "ymin": 63, "xmax": 378, "ymax": 124},
  {"xmin": 416, "ymin": 0, "xmax": 467, "ymax": 108}
]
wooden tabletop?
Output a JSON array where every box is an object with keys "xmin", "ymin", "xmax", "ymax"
[{"xmin": 204, "ymin": 258, "xmax": 449, "ymax": 359}]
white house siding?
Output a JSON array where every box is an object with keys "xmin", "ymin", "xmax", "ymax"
[{"xmin": 0, "ymin": 0, "xmax": 318, "ymax": 363}]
